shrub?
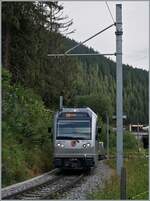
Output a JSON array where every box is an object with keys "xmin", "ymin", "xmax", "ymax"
[{"xmin": 2, "ymin": 69, "xmax": 53, "ymax": 186}]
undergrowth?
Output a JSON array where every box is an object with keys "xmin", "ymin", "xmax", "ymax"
[
  {"xmin": 2, "ymin": 69, "xmax": 54, "ymax": 187},
  {"xmin": 88, "ymin": 132, "xmax": 149, "ymax": 200}
]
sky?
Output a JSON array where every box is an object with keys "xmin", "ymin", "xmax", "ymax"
[{"xmin": 61, "ymin": 1, "xmax": 149, "ymax": 71}]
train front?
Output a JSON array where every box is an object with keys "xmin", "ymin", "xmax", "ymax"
[{"xmin": 53, "ymin": 108, "xmax": 97, "ymax": 169}]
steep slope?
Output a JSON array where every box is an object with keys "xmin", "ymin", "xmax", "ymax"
[{"xmin": 62, "ymin": 36, "xmax": 148, "ymax": 124}]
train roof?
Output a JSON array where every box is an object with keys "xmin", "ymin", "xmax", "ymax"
[{"xmin": 57, "ymin": 107, "xmax": 97, "ymax": 118}]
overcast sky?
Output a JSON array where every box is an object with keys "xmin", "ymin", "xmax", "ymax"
[{"xmin": 62, "ymin": 1, "xmax": 149, "ymax": 71}]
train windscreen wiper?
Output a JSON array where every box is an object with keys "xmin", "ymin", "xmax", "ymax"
[
  {"xmin": 75, "ymin": 137, "xmax": 89, "ymax": 140},
  {"xmin": 56, "ymin": 136, "xmax": 77, "ymax": 140},
  {"xmin": 56, "ymin": 136, "xmax": 90, "ymax": 140}
]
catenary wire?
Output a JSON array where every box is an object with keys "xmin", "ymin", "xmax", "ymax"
[{"xmin": 105, "ymin": 1, "xmax": 115, "ymax": 24}]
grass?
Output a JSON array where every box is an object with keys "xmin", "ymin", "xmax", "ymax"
[
  {"xmin": 125, "ymin": 157, "xmax": 149, "ymax": 199},
  {"xmin": 88, "ymin": 150, "xmax": 149, "ymax": 200}
]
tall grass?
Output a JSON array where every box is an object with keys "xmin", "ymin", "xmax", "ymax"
[
  {"xmin": 88, "ymin": 157, "xmax": 148, "ymax": 200},
  {"xmin": 88, "ymin": 132, "xmax": 149, "ymax": 200}
]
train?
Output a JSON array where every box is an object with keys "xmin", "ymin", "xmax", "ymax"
[{"xmin": 50, "ymin": 107, "xmax": 105, "ymax": 170}]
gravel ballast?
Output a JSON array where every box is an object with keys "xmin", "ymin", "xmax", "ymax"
[{"xmin": 60, "ymin": 160, "xmax": 112, "ymax": 200}]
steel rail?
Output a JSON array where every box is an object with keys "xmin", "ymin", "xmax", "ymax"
[
  {"xmin": 12, "ymin": 174, "xmax": 84, "ymax": 200},
  {"xmin": 2, "ymin": 169, "xmax": 60, "ymax": 200},
  {"xmin": 2, "ymin": 169, "xmax": 85, "ymax": 200}
]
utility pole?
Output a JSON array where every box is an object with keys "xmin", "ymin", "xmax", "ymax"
[
  {"xmin": 60, "ymin": 96, "xmax": 63, "ymax": 110},
  {"xmin": 116, "ymin": 4, "xmax": 123, "ymax": 176},
  {"xmin": 106, "ymin": 112, "xmax": 110, "ymax": 159}
]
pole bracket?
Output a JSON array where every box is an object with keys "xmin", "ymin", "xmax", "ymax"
[
  {"xmin": 115, "ymin": 52, "xmax": 122, "ymax": 56},
  {"xmin": 115, "ymin": 31, "xmax": 123, "ymax": 35}
]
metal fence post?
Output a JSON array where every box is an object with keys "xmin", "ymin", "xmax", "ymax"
[
  {"xmin": 106, "ymin": 112, "xmax": 110, "ymax": 159},
  {"xmin": 120, "ymin": 167, "xmax": 127, "ymax": 199}
]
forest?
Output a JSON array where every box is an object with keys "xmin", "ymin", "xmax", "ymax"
[{"xmin": 2, "ymin": 1, "xmax": 148, "ymax": 186}]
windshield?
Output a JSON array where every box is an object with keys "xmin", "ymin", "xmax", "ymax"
[{"xmin": 57, "ymin": 120, "xmax": 91, "ymax": 140}]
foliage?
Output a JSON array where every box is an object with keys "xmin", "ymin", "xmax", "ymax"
[
  {"xmin": 2, "ymin": 69, "xmax": 53, "ymax": 187},
  {"xmin": 2, "ymin": 1, "xmax": 148, "ymax": 124},
  {"xmin": 123, "ymin": 132, "xmax": 139, "ymax": 151},
  {"xmin": 88, "ymin": 157, "xmax": 148, "ymax": 200},
  {"xmin": 2, "ymin": 1, "xmax": 78, "ymax": 108},
  {"xmin": 64, "ymin": 37, "xmax": 148, "ymax": 124},
  {"xmin": 88, "ymin": 132, "xmax": 148, "ymax": 200},
  {"xmin": 126, "ymin": 158, "xmax": 149, "ymax": 199},
  {"xmin": 123, "ymin": 66, "xmax": 148, "ymax": 124},
  {"xmin": 105, "ymin": 130, "xmax": 141, "ymax": 155},
  {"xmin": 88, "ymin": 172, "xmax": 120, "ymax": 199},
  {"xmin": 74, "ymin": 94, "xmax": 113, "ymax": 117}
]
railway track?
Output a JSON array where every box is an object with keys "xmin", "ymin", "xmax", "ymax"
[{"xmin": 2, "ymin": 169, "xmax": 84, "ymax": 200}]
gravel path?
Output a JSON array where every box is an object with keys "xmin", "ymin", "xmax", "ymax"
[{"xmin": 60, "ymin": 160, "xmax": 112, "ymax": 200}]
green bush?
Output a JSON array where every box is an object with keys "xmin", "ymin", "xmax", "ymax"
[
  {"xmin": 2, "ymin": 69, "xmax": 53, "ymax": 187},
  {"xmin": 124, "ymin": 132, "xmax": 138, "ymax": 150},
  {"xmin": 108, "ymin": 130, "xmax": 139, "ymax": 152}
]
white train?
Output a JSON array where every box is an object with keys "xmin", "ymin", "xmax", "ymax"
[{"xmin": 52, "ymin": 107, "xmax": 105, "ymax": 170}]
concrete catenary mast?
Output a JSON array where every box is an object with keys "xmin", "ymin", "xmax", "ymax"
[{"xmin": 116, "ymin": 4, "xmax": 123, "ymax": 176}]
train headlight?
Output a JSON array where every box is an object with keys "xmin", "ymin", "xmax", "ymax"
[
  {"xmin": 57, "ymin": 143, "xmax": 64, "ymax": 148},
  {"xmin": 83, "ymin": 143, "xmax": 91, "ymax": 148},
  {"xmin": 86, "ymin": 143, "xmax": 91, "ymax": 147}
]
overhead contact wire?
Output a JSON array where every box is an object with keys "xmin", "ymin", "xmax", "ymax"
[{"xmin": 105, "ymin": 1, "xmax": 115, "ymax": 24}]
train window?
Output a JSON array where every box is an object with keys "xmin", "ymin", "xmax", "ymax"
[{"xmin": 56, "ymin": 120, "xmax": 91, "ymax": 140}]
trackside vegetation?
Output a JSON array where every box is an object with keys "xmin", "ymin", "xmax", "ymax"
[
  {"xmin": 88, "ymin": 133, "xmax": 149, "ymax": 200},
  {"xmin": 88, "ymin": 157, "xmax": 148, "ymax": 200},
  {"xmin": 2, "ymin": 69, "xmax": 53, "ymax": 187}
]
